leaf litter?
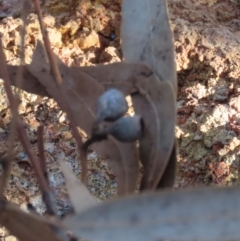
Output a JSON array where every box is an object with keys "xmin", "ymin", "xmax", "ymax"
[
  {"xmin": 27, "ymin": 41, "xmax": 140, "ymax": 195},
  {"xmin": 5, "ymin": 0, "xmax": 236, "ymax": 241},
  {"xmin": 1, "ymin": 0, "xmax": 240, "ymax": 241},
  {"xmin": 6, "ymin": 0, "xmax": 178, "ymax": 191}
]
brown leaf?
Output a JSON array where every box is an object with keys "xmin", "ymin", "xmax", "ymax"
[
  {"xmin": 0, "ymin": 201, "xmax": 59, "ymax": 241},
  {"xmin": 95, "ymin": 139, "xmax": 139, "ymax": 194},
  {"xmin": 6, "ymin": 65, "xmax": 49, "ymax": 97},
  {"xmin": 59, "ymin": 161, "xmax": 98, "ymax": 213},
  {"xmin": 26, "ymin": 41, "xmax": 139, "ymax": 195},
  {"xmin": 156, "ymin": 141, "xmax": 177, "ymax": 189},
  {"xmin": 81, "ymin": 63, "xmax": 176, "ymax": 189},
  {"xmin": 7, "ymin": 61, "xmax": 175, "ymax": 190},
  {"xmin": 62, "ymin": 185, "xmax": 240, "ymax": 241},
  {"xmin": 133, "ymin": 78, "xmax": 175, "ymax": 189},
  {"xmin": 121, "ymin": 0, "xmax": 177, "ymax": 189},
  {"xmin": 27, "ymin": 41, "xmax": 101, "ymax": 134},
  {"xmin": 121, "ymin": 0, "xmax": 177, "ymax": 93}
]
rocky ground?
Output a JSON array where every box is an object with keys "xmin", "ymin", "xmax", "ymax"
[{"xmin": 0, "ymin": 0, "xmax": 240, "ymax": 239}]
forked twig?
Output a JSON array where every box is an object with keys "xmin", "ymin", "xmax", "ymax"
[
  {"xmin": 17, "ymin": 109, "xmax": 70, "ymax": 241},
  {"xmin": 0, "ymin": 36, "xmax": 55, "ymax": 221}
]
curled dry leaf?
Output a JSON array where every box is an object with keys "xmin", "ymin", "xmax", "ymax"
[
  {"xmin": 156, "ymin": 141, "xmax": 177, "ymax": 188},
  {"xmin": 62, "ymin": 185, "xmax": 240, "ymax": 241},
  {"xmin": 121, "ymin": 0, "xmax": 177, "ymax": 93},
  {"xmin": 6, "ymin": 65, "xmax": 50, "ymax": 97},
  {"xmin": 5, "ymin": 0, "xmax": 177, "ymax": 191},
  {"xmin": 121, "ymin": 0, "xmax": 177, "ymax": 189},
  {"xmin": 59, "ymin": 161, "xmax": 98, "ymax": 213},
  {"xmin": 26, "ymin": 41, "xmax": 139, "ymax": 195},
  {"xmin": 0, "ymin": 201, "xmax": 59, "ymax": 241},
  {"xmin": 82, "ymin": 63, "xmax": 176, "ymax": 189},
  {"xmin": 6, "ymin": 61, "xmax": 175, "ymax": 190},
  {"xmin": 27, "ymin": 41, "xmax": 102, "ymax": 135}
]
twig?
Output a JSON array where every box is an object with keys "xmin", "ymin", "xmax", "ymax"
[
  {"xmin": 17, "ymin": 120, "xmax": 56, "ymax": 213},
  {"xmin": 73, "ymin": 128, "xmax": 88, "ymax": 184},
  {"xmin": 37, "ymin": 125, "xmax": 48, "ymax": 182},
  {"xmin": 33, "ymin": 0, "xmax": 88, "ymax": 185},
  {"xmin": 0, "ymin": 38, "xmax": 16, "ymax": 198},
  {"xmin": 0, "ymin": 11, "xmax": 69, "ymax": 241},
  {"xmin": 37, "ymin": 125, "xmax": 58, "ymax": 215},
  {"xmin": 15, "ymin": 0, "xmax": 30, "ymax": 96},
  {"xmin": 3, "ymin": 0, "xmax": 31, "ymax": 197},
  {"xmin": 82, "ymin": 133, "xmax": 108, "ymax": 151},
  {"xmin": 0, "ymin": 35, "xmax": 56, "ymax": 218},
  {"xmin": 33, "ymin": 0, "xmax": 63, "ymax": 87},
  {"xmin": 17, "ymin": 122, "xmax": 70, "ymax": 241}
]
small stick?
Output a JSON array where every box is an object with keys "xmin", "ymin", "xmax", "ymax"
[
  {"xmin": 17, "ymin": 121, "xmax": 70, "ymax": 241},
  {"xmin": 0, "ymin": 11, "xmax": 69, "ymax": 241},
  {"xmin": 0, "ymin": 38, "xmax": 16, "ymax": 198},
  {"xmin": 33, "ymin": 0, "xmax": 88, "ymax": 185},
  {"xmin": 0, "ymin": 35, "xmax": 57, "ymax": 216},
  {"xmin": 17, "ymin": 120, "xmax": 56, "ymax": 214},
  {"xmin": 37, "ymin": 125, "xmax": 48, "ymax": 182},
  {"xmin": 33, "ymin": 0, "xmax": 63, "ymax": 88},
  {"xmin": 0, "ymin": 43, "xmax": 59, "ymax": 231},
  {"xmin": 0, "ymin": 0, "xmax": 31, "ymax": 199},
  {"xmin": 73, "ymin": 128, "xmax": 88, "ymax": 185},
  {"xmin": 36, "ymin": 125, "xmax": 56, "ymax": 214}
]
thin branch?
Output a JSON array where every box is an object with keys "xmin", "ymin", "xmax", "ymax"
[
  {"xmin": 33, "ymin": 0, "xmax": 88, "ymax": 185},
  {"xmin": 0, "ymin": 38, "xmax": 16, "ymax": 198},
  {"xmin": 37, "ymin": 125, "xmax": 59, "ymax": 217},
  {"xmin": 17, "ymin": 120, "xmax": 56, "ymax": 212},
  {"xmin": 73, "ymin": 128, "xmax": 88, "ymax": 184},
  {"xmin": 37, "ymin": 125, "xmax": 48, "ymax": 182},
  {"xmin": 33, "ymin": 0, "xmax": 63, "ymax": 87},
  {"xmin": 17, "ymin": 121, "xmax": 70, "ymax": 240},
  {"xmin": 0, "ymin": 7, "xmax": 69, "ymax": 241},
  {"xmin": 3, "ymin": 0, "xmax": 31, "ymax": 196},
  {"xmin": 0, "ymin": 36, "xmax": 56, "ymax": 216}
]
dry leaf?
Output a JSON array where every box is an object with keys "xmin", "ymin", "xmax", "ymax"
[
  {"xmin": 6, "ymin": 65, "xmax": 50, "ymax": 97},
  {"xmin": 121, "ymin": 0, "xmax": 177, "ymax": 93},
  {"xmin": 59, "ymin": 161, "xmax": 98, "ymax": 213},
  {"xmin": 82, "ymin": 63, "xmax": 176, "ymax": 189},
  {"xmin": 56, "ymin": 56, "xmax": 139, "ymax": 195},
  {"xmin": 62, "ymin": 185, "xmax": 240, "ymax": 241},
  {"xmin": 7, "ymin": 61, "xmax": 175, "ymax": 190},
  {"xmin": 27, "ymin": 41, "xmax": 102, "ymax": 134},
  {"xmin": 7, "ymin": 0, "xmax": 178, "ymax": 191},
  {"xmin": 0, "ymin": 201, "xmax": 59, "ymax": 241},
  {"xmin": 5, "ymin": 0, "xmax": 177, "ymax": 190},
  {"xmin": 121, "ymin": 0, "xmax": 177, "ymax": 189},
  {"xmin": 26, "ymin": 42, "xmax": 139, "ymax": 195},
  {"xmin": 156, "ymin": 141, "xmax": 177, "ymax": 188}
]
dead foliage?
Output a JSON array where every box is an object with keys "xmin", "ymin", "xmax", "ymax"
[{"xmin": 0, "ymin": 0, "xmax": 235, "ymax": 241}]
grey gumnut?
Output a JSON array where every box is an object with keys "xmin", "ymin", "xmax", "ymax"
[
  {"xmin": 96, "ymin": 88, "xmax": 128, "ymax": 122},
  {"xmin": 108, "ymin": 115, "xmax": 144, "ymax": 142}
]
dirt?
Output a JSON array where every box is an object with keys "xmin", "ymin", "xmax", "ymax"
[
  {"xmin": 1, "ymin": 0, "xmax": 240, "ymax": 239},
  {"xmin": 169, "ymin": 0, "xmax": 240, "ymax": 187},
  {"xmin": 0, "ymin": 0, "xmax": 121, "ymax": 226}
]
